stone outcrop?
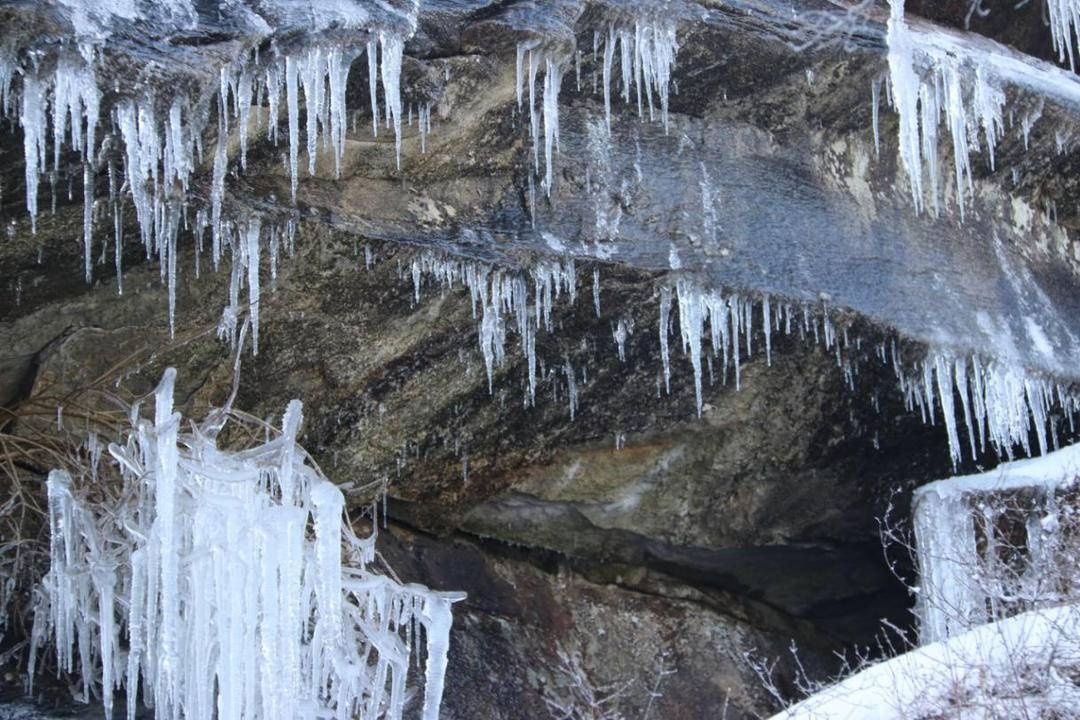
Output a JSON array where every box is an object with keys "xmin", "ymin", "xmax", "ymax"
[{"xmin": 2, "ymin": 1, "xmax": 1079, "ymax": 717}]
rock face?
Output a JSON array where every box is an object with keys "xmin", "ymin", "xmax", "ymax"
[{"xmin": 1, "ymin": 1, "xmax": 1079, "ymax": 718}]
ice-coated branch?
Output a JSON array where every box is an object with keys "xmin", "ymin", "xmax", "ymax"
[{"xmin": 31, "ymin": 368, "xmax": 465, "ymax": 720}]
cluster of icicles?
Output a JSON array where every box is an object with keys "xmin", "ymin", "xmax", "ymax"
[
  {"xmin": 0, "ymin": 8, "xmax": 679, "ymax": 345},
  {"xmin": 408, "ymin": 252, "xmax": 1078, "ymax": 468},
  {"xmin": 409, "ymin": 250, "xmax": 578, "ymax": 407},
  {"xmin": 1049, "ymin": 0, "xmax": 1080, "ymax": 71},
  {"xmin": 2, "ymin": 3, "xmax": 1076, "ymax": 468},
  {"xmin": 881, "ymin": 0, "xmax": 1080, "ymax": 218},
  {"xmin": 673, "ymin": 279, "xmax": 1077, "ymax": 468},
  {"xmin": 1, "ymin": 31, "xmax": 418, "ymax": 343},
  {"xmin": 515, "ymin": 16, "xmax": 678, "ymax": 197},
  {"xmin": 898, "ymin": 349, "xmax": 1078, "ymax": 467},
  {"xmin": 31, "ymin": 368, "xmax": 463, "ymax": 720}
]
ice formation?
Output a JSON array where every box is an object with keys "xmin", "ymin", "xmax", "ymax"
[
  {"xmin": 612, "ymin": 317, "xmax": 634, "ymax": 362},
  {"xmin": 669, "ymin": 279, "xmax": 774, "ymax": 415},
  {"xmin": 665, "ymin": 278, "xmax": 1077, "ymax": 467},
  {"xmin": 885, "ymin": 0, "xmax": 1005, "ymax": 218},
  {"xmin": 409, "ymin": 251, "xmax": 576, "ymax": 406},
  {"xmin": 31, "ymin": 369, "xmax": 463, "ymax": 720},
  {"xmin": 595, "ymin": 17, "xmax": 679, "ymax": 133},
  {"xmin": 772, "ymin": 441, "xmax": 1080, "ymax": 719},
  {"xmin": 3, "ymin": 22, "xmax": 410, "ymax": 321},
  {"xmin": 884, "ymin": 0, "xmax": 1080, "ymax": 217},
  {"xmin": 412, "ymin": 257, "xmax": 1079, "ymax": 468},
  {"xmin": 516, "ymin": 43, "xmax": 567, "ymax": 197},
  {"xmin": 912, "ymin": 442, "xmax": 1080, "ymax": 643},
  {"xmin": 515, "ymin": 13, "xmax": 679, "ymax": 197},
  {"xmin": 1048, "ymin": 0, "xmax": 1080, "ymax": 71},
  {"xmin": 410, "ymin": 254, "xmax": 1080, "ymax": 467},
  {"xmin": 895, "ymin": 349, "xmax": 1078, "ymax": 468}
]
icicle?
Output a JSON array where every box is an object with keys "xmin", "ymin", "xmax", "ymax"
[
  {"xmin": 887, "ymin": 0, "xmax": 1010, "ymax": 216},
  {"xmin": 211, "ymin": 101, "xmax": 228, "ymax": 260},
  {"xmin": 602, "ymin": 25, "xmax": 616, "ymax": 131},
  {"xmin": 286, "ymin": 56, "xmax": 300, "ymax": 201},
  {"xmin": 246, "ymin": 220, "xmax": 262, "ymax": 354},
  {"xmin": 676, "ymin": 279, "xmax": 705, "ymax": 416},
  {"xmin": 236, "ymin": 66, "xmax": 252, "ymax": 169},
  {"xmin": 153, "ymin": 368, "xmax": 180, "ymax": 677},
  {"xmin": 1047, "ymin": 0, "xmax": 1080, "ymax": 71},
  {"xmin": 659, "ymin": 286, "xmax": 672, "ymax": 395},
  {"xmin": 564, "ymin": 359, "xmax": 578, "ymax": 420},
  {"xmin": 20, "ymin": 72, "xmax": 47, "ymax": 234},
  {"xmin": 379, "ymin": 33, "xmax": 405, "ymax": 169},
  {"xmin": 541, "ymin": 55, "xmax": 564, "ymax": 196},
  {"xmin": 367, "ymin": 38, "xmax": 379, "ymax": 137},
  {"xmin": 871, "ymin": 76, "xmax": 882, "ymax": 157},
  {"xmin": 613, "ymin": 317, "xmax": 633, "ymax": 362},
  {"xmin": 166, "ymin": 216, "xmax": 177, "ymax": 337},
  {"xmin": 592, "ymin": 268, "xmax": 601, "ymax": 317},
  {"xmin": 515, "ymin": 42, "xmax": 529, "ymax": 112},
  {"xmin": 763, "ymin": 295, "xmax": 772, "ymax": 366}
]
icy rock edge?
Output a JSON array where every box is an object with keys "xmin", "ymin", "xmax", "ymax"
[{"xmin": 30, "ymin": 368, "xmax": 465, "ymax": 720}]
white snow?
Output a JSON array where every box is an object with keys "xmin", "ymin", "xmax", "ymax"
[
  {"xmin": 771, "ymin": 604, "xmax": 1080, "ymax": 720},
  {"xmin": 772, "ymin": 442, "xmax": 1080, "ymax": 719}
]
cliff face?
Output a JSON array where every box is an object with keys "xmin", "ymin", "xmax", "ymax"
[{"xmin": 1, "ymin": 1, "xmax": 1079, "ymax": 718}]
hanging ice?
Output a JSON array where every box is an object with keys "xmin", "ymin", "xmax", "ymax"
[
  {"xmin": 31, "ymin": 369, "xmax": 464, "ymax": 720},
  {"xmin": 886, "ymin": 0, "xmax": 1005, "ymax": 218},
  {"xmin": 598, "ymin": 17, "xmax": 679, "ymax": 133},
  {"xmin": 3, "ymin": 22, "xmax": 412, "ymax": 333},
  {"xmin": 517, "ymin": 44, "xmax": 567, "ymax": 197},
  {"xmin": 1047, "ymin": 0, "xmax": 1080, "ymax": 71},
  {"xmin": 895, "ymin": 350, "xmax": 1073, "ymax": 468},
  {"xmin": 409, "ymin": 251, "xmax": 577, "ymax": 407}
]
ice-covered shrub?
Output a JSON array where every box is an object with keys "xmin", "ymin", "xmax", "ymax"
[{"xmin": 29, "ymin": 368, "xmax": 463, "ymax": 720}]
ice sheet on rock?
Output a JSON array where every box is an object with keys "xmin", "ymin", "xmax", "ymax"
[
  {"xmin": 32, "ymin": 368, "xmax": 464, "ymax": 720},
  {"xmin": 57, "ymin": 0, "xmax": 197, "ymax": 39}
]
